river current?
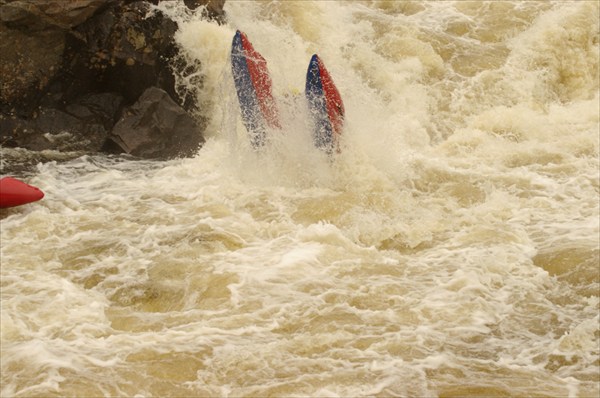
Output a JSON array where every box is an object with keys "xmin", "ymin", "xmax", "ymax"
[{"xmin": 1, "ymin": 1, "xmax": 599, "ymax": 397}]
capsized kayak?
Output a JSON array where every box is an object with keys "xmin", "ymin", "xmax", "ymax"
[
  {"xmin": 231, "ymin": 30, "xmax": 280, "ymax": 148},
  {"xmin": 305, "ymin": 54, "xmax": 345, "ymax": 154},
  {"xmin": 0, "ymin": 177, "xmax": 44, "ymax": 208}
]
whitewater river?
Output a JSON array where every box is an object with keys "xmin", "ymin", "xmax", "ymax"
[{"xmin": 1, "ymin": 1, "xmax": 598, "ymax": 396}]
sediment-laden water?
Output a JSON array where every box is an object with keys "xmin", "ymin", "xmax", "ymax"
[{"xmin": 1, "ymin": 1, "xmax": 599, "ymax": 396}]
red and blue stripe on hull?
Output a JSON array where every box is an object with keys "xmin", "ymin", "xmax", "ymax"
[
  {"xmin": 305, "ymin": 54, "xmax": 345, "ymax": 154},
  {"xmin": 231, "ymin": 30, "xmax": 280, "ymax": 148}
]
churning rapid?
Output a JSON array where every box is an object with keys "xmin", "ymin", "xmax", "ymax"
[{"xmin": 1, "ymin": 1, "xmax": 599, "ymax": 396}]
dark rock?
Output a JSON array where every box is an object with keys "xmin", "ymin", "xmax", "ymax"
[
  {"xmin": 184, "ymin": 0, "xmax": 226, "ymax": 23},
  {"xmin": 0, "ymin": 0, "xmax": 224, "ymax": 157},
  {"xmin": 0, "ymin": 109, "xmax": 95, "ymax": 152},
  {"xmin": 0, "ymin": 24, "xmax": 65, "ymax": 112},
  {"xmin": 0, "ymin": 0, "xmax": 108, "ymax": 30},
  {"xmin": 65, "ymin": 92, "xmax": 124, "ymax": 130},
  {"xmin": 61, "ymin": 1, "xmax": 179, "ymax": 105},
  {"xmin": 32, "ymin": 107, "xmax": 108, "ymax": 152},
  {"xmin": 0, "ymin": 92, "xmax": 124, "ymax": 152},
  {"xmin": 0, "ymin": 0, "xmax": 111, "ymax": 113},
  {"xmin": 106, "ymin": 87, "xmax": 205, "ymax": 159},
  {"xmin": 0, "ymin": 115, "xmax": 40, "ymax": 148}
]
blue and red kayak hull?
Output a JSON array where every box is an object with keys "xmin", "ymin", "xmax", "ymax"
[
  {"xmin": 231, "ymin": 30, "xmax": 280, "ymax": 147},
  {"xmin": 305, "ymin": 54, "xmax": 345, "ymax": 154}
]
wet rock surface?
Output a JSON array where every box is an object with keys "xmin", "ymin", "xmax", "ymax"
[
  {"xmin": 107, "ymin": 87, "xmax": 204, "ymax": 159},
  {"xmin": 0, "ymin": 0, "xmax": 225, "ymax": 160}
]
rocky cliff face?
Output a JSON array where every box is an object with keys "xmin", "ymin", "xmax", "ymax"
[{"xmin": 0, "ymin": 0, "xmax": 225, "ymax": 159}]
